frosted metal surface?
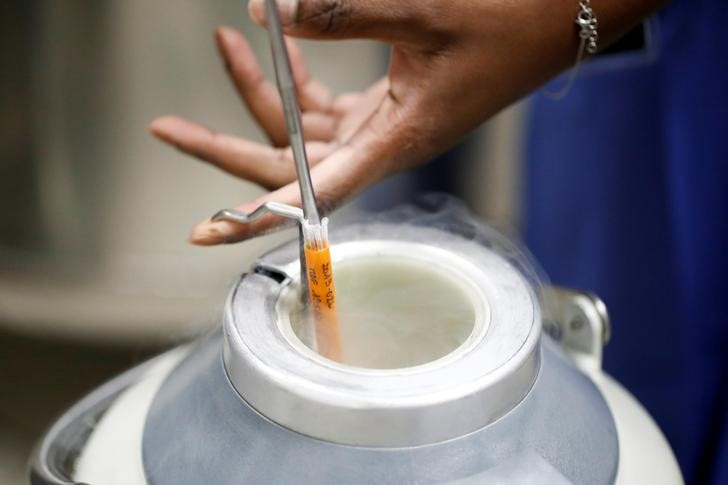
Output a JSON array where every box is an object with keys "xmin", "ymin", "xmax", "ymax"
[{"xmin": 142, "ymin": 333, "xmax": 618, "ymax": 484}]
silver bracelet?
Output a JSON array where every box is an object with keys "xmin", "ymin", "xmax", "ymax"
[
  {"xmin": 577, "ymin": 0, "xmax": 599, "ymax": 55},
  {"xmin": 545, "ymin": 0, "xmax": 599, "ymax": 99}
]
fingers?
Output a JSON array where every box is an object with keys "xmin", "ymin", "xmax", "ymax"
[
  {"xmin": 216, "ymin": 27, "xmax": 339, "ymax": 144},
  {"xmin": 189, "ymin": 204, "xmax": 294, "ymax": 245},
  {"xmin": 216, "ymin": 27, "xmax": 288, "ymax": 146},
  {"xmin": 189, "ymin": 190, "xmax": 300, "ymax": 245},
  {"xmin": 335, "ymin": 78, "xmax": 389, "ymax": 142},
  {"xmin": 188, "ymin": 90, "xmax": 412, "ymax": 246},
  {"xmin": 149, "ymin": 116, "xmax": 334, "ymax": 189},
  {"xmin": 188, "ymin": 146, "xmax": 360, "ymax": 245},
  {"xmin": 331, "ymin": 92, "xmax": 363, "ymax": 117},
  {"xmin": 185, "ymin": 76, "xmax": 416, "ymax": 246},
  {"xmin": 285, "ymin": 38, "xmax": 334, "ymax": 112},
  {"xmin": 302, "ymin": 111, "xmax": 338, "ymax": 141},
  {"xmin": 248, "ymin": 0, "xmax": 432, "ymax": 43}
]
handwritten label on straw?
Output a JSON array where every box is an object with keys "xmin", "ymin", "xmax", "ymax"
[{"xmin": 304, "ymin": 243, "xmax": 342, "ymax": 362}]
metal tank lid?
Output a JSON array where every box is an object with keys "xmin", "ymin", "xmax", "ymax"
[{"xmin": 223, "ymin": 219, "xmax": 542, "ymax": 447}]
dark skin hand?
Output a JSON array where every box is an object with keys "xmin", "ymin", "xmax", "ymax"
[{"xmin": 150, "ymin": 0, "xmax": 665, "ymax": 245}]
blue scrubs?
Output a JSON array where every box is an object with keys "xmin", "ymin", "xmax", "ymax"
[{"xmin": 524, "ymin": 1, "xmax": 727, "ymax": 482}]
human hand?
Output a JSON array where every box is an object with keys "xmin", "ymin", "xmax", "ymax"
[{"xmin": 150, "ymin": 0, "xmax": 661, "ymax": 245}]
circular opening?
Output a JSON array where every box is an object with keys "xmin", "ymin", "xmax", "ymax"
[{"xmin": 285, "ymin": 256, "xmax": 478, "ymax": 369}]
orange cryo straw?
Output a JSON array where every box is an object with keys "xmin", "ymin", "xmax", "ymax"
[
  {"xmin": 304, "ymin": 240, "xmax": 342, "ymax": 362},
  {"xmin": 264, "ymin": 0, "xmax": 342, "ymax": 360}
]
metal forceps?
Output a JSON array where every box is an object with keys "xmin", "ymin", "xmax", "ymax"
[{"xmin": 212, "ymin": 0, "xmax": 323, "ymax": 296}]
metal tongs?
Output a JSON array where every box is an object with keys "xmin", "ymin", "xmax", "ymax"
[{"xmin": 212, "ymin": 0, "xmax": 322, "ymax": 293}]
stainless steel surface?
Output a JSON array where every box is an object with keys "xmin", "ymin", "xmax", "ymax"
[
  {"xmin": 223, "ymin": 223, "xmax": 542, "ymax": 446},
  {"xmin": 541, "ymin": 286, "xmax": 611, "ymax": 369},
  {"xmin": 264, "ymin": 0, "xmax": 320, "ymax": 225},
  {"xmin": 297, "ymin": 224, "xmax": 309, "ymax": 302},
  {"xmin": 212, "ymin": 202, "xmax": 304, "ymax": 224},
  {"xmin": 212, "ymin": 202, "xmax": 310, "ymax": 305},
  {"xmin": 142, "ymin": 330, "xmax": 618, "ymax": 484}
]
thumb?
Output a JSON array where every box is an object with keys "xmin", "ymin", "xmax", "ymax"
[{"xmin": 248, "ymin": 0, "xmax": 428, "ymax": 42}]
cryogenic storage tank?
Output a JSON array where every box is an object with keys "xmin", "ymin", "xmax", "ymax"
[{"xmin": 30, "ymin": 203, "xmax": 682, "ymax": 484}]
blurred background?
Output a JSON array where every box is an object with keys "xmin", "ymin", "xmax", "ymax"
[{"xmin": 0, "ymin": 2, "xmax": 522, "ymax": 482}]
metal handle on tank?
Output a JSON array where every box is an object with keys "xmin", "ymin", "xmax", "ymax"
[{"xmin": 541, "ymin": 286, "xmax": 611, "ymax": 371}]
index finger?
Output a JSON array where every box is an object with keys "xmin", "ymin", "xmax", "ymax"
[
  {"xmin": 188, "ymin": 145, "xmax": 358, "ymax": 245},
  {"xmin": 188, "ymin": 85, "xmax": 409, "ymax": 245}
]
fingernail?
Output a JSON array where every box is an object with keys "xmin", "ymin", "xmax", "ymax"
[
  {"xmin": 217, "ymin": 26, "xmax": 237, "ymax": 49},
  {"xmin": 188, "ymin": 221, "xmax": 239, "ymax": 245},
  {"xmin": 248, "ymin": 0, "xmax": 264, "ymax": 24},
  {"xmin": 248, "ymin": 0, "xmax": 298, "ymax": 26},
  {"xmin": 149, "ymin": 117, "xmax": 175, "ymax": 142}
]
